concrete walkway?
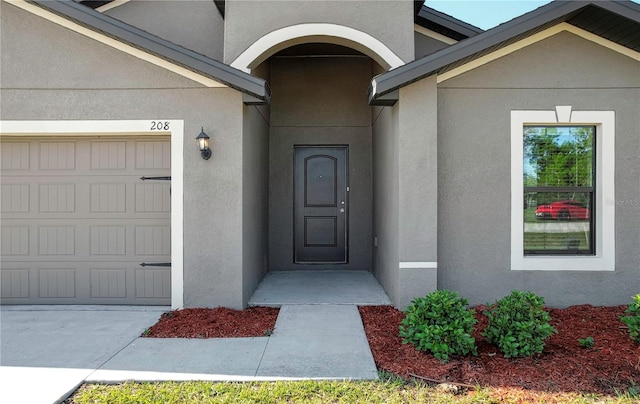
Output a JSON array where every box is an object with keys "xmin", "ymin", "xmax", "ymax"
[
  {"xmin": 91, "ymin": 305, "xmax": 377, "ymax": 381},
  {"xmin": 1, "ymin": 271, "xmax": 390, "ymax": 404}
]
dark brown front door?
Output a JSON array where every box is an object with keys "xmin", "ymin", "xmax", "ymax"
[{"xmin": 294, "ymin": 146, "xmax": 348, "ymax": 263}]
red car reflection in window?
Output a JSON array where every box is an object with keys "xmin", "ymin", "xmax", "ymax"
[{"xmin": 535, "ymin": 200, "xmax": 590, "ymax": 220}]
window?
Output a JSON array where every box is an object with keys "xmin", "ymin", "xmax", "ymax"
[
  {"xmin": 523, "ymin": 126, "xmax": 595, "ymax": 255},
  {"xmin": 511, "ymin": 108, "xmax": 614, "ymax": 271}
]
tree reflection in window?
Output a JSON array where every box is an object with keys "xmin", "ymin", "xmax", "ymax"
[{"xmin": 523, "ymin": 126, "xmax": 595, "ymax": 255}]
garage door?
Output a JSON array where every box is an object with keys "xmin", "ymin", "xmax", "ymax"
[{"xmin": 0, "ymin": 137, "xmax": 171, "ymax": 305}]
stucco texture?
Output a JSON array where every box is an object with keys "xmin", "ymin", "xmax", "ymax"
[
  {"xmin": 224, "ymin": 0, "xmax": 414, "ymax": 65},
  {"xmin": 371, "ymin": 77, "xmax": 440, "ymax": 309},
  {"xmin": 437, "ymin": 31, "xmax": 640, "ymax": 307},
  {"xmin": 414, "ymin": 31, "xmax": 450, "ymax": 59},
  {"xmin": 104, "ymin": 0, "xmax": 225, "ymax": 62}
]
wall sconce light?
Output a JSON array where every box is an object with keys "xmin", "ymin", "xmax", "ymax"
[{"xmin": 196, "ymin": 127, "xmax": 211, "ymax": 160}]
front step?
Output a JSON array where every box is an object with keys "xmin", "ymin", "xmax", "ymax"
[{"xmin": 248, "ymin": 270, "xmax": 392, "ymax": 307}]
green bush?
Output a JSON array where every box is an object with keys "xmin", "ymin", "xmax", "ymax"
[
  {"xmin": 482, "ymin": 290, "xmax": 557, "ymax": 358},
  {"xmin": 399, "ymin": 290, "xmax": 477, "ymax": 362},
  {"xmin": 620, "ymin": 294, "xmax": 640, "ymax": 343},
  {"xmin": 578, "ymin": 336, "xmax": 594, "ymax": 349}
]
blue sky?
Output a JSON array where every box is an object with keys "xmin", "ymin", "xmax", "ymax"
[
  {"xmin": 426, "ymin": 1, "xmax": 552, "ymax": 30},
  {"xmin": 426, "ymin": 0, "xmax": 640, "ymax": 30}
]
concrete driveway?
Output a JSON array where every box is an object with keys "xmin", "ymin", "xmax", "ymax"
[{"xmin": 0, "ymin": 305, "xmax": 165, "ymax": 403}]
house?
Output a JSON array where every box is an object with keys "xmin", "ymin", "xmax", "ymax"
[{"xmin": 1, "ymin": 0, "xmax": 638, "ymax": 310}]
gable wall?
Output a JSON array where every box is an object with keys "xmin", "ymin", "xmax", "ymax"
[
  {"xmin": 436, "ymin": 31, "xmax": 640, "ymax": 307},
  {"xmin": 223, "ymin": 0, "xmax": 415, "ymax": 65},
  {"xmin": 414, "ymin": 31, "xmax": 450, "ymax": 59},
  {"xmin": 0, "ymin": 2, "xmax": 204, "ymax": 90},
  {"xmin": 103, "ymin": 0, "xmax": 225, "ymax": 62}
]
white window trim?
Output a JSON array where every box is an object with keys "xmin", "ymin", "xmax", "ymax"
[
  {"xmin": 0, "ymin": 120, "xmax": 185, "ymax": 307},
  {"xmin": 510, "ymin": 108, "xmax": 615, "ymax": 271}
]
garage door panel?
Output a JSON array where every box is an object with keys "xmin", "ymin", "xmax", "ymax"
[
  {"xmin": 1, "ymin": 142, "xmax": 30, "ymax": 170},
  {"xmin": 90, "ymin": 183, "xmax": 126, "ymax": 212},
  {"xmin": 90, "ymin": 226, "xmax": 126, "ymax": 255},
  {"xmin": 1, "ymin": 226, "xmax": 30, "ymax": 255},
  {"xmin": 39, "ymin": 183, "xmax": 76, "ymax": 212},
  {"xmin": 135, "ymin": 268, "xmax": 171, "ymax": 299},
  {"xmin": 135, "ymin": 226, "xmax": 171, "ymax": 255},
  {"xmin": 1, "ymin": 268, "xmax": 30, "ymax": 298},
  {"xmin": 91, "ymin": 141, "xmax": 127, "ymax": 170},
  {"xmin": 1, "ymin": 184, "xmax": 30, "ymax": 212},
  {"xmin": 39, "ymin": 268, "xmax": 76, "ymax": 298},
  {"xmin": 135, "ymin": 183, "xmax": 171, "ymax": 212},
  {"xmin": 90, "ymin": 269, "xmax": 127, "ymax": 298},
  {"xmin": 39, "ymin": 142, "xmax": 75, "ymax": 170},
  {"xmin": 39, "ymin": 226, "xmax": 75, "ymax": 255},
  {"xmin": 1, "ymin": 137, "xmax": 170, "ymax": 305},
  {"xmin": 136, "ymin": 141, "xmax": 171, "ymax": 169}
]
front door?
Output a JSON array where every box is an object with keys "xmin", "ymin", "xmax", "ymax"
[{"xmin": 294, "ymin": 146, "xmax": 348, "ymax": 263}]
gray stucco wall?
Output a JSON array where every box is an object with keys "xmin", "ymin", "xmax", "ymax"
[
  {"xmin": 268, "ymin": 56, "xmax": 373, "ymax": 271},
  {"xmin": 183, "ymin": 95, "xmax": 245, "ymax": 309},
  {"xmin": 437, "ymin": 31, "xmax": 640, "ymax": 307},
  {"xmin": 372, "ymin": 106, "xmax": 400, "ymax": 303},
  {"xmin": 242, "ymin": 105, "xmax": 270, "ymax": 304},
  {"xmin": 224, "ymin": 0, "xmax": 415, "ymax": 65},
  {"xmin": 414, "ymin": 31, "xmax": 450, "ymax": 59},
  {"xmin": 396, "ymin": 77, "xmax": 438, "ymax": 308},
  {"xmin": 104, "ymin": 0, "xmax": 225, "ymax": 61},
  {"xmin": 1, "ymin": 2, "xmax": 248, "ymax": 309},
  {"xmin": 371, "ymin": 78, "xmax": 439, "ymax": 310}
]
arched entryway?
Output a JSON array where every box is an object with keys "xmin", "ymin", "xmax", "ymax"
[
  {"xmin": 238, "ymin": 24, "xmax": 405, "ymax": 307},
  {"xmin": 230, "ymin": 23, "xmax": 404, "ymax": 73}
]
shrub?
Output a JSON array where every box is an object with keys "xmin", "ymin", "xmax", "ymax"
[
  {"xmin": 482, "ymin": 290, "xmax": 557, "ymax": 358},
  {"xmin": 620, "ymin": 294, "xmax": 640, "ymax": 343},
  {"xmin": 578, "ymin": 336, "xmax": 594, "ymax": 349},
  {"xmin": 399, "ymin": 290, "xmax": 477, "ymax": 362}
]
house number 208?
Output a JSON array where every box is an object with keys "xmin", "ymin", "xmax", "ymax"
[{"xmin": 150, "ymin": 121, "xmax": 170, "ymax": 130}]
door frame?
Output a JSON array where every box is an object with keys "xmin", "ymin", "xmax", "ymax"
[{"xmin": 292, "ymin": 144, "xmax": 349, "ymax": 265}]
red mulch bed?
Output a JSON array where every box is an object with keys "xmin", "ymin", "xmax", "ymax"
[
  {"xmin": 144, "ymin": 307, "xmax": 279, "ymax": 338},
  {"xmin": 359, "ymin": 305, "xmax": 640, "ymax": 395},
  {"xmin": 142, "ymin": 304, "xmax": 639, "ymax": 395}
]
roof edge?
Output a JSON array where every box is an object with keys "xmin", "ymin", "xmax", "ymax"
[
  {"xmin": 415, "ymin": 5, "xmax": 484, "ymax": 40},
  {"xmin": 28, "ymin": 0, "xmax": 269, "ymax": 103},
  {"xmin": 369, "ymin": 0, "xmax": 638, "ymax": 105}
]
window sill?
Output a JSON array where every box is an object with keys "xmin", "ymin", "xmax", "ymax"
[{"xmin": 511, "ymin": 254, "xmax": 614, "ymax": 271}]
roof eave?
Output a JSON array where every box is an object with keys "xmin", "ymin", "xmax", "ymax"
[
  {"xmin": 415, "ymin": 5, "xmax": 484, "ymax": 40},
  {"xmin": 31, "ymin": 0, "xmax": 269, "ymax": 103},
  {"xmin": 369, "ymin": 1, "xmax": 608, "ymax": 105}
]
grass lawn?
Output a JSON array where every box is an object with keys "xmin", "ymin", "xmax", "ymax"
[{"xmin": 67, "ymin": 378, "xmax": 640, "ymax": 404}]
